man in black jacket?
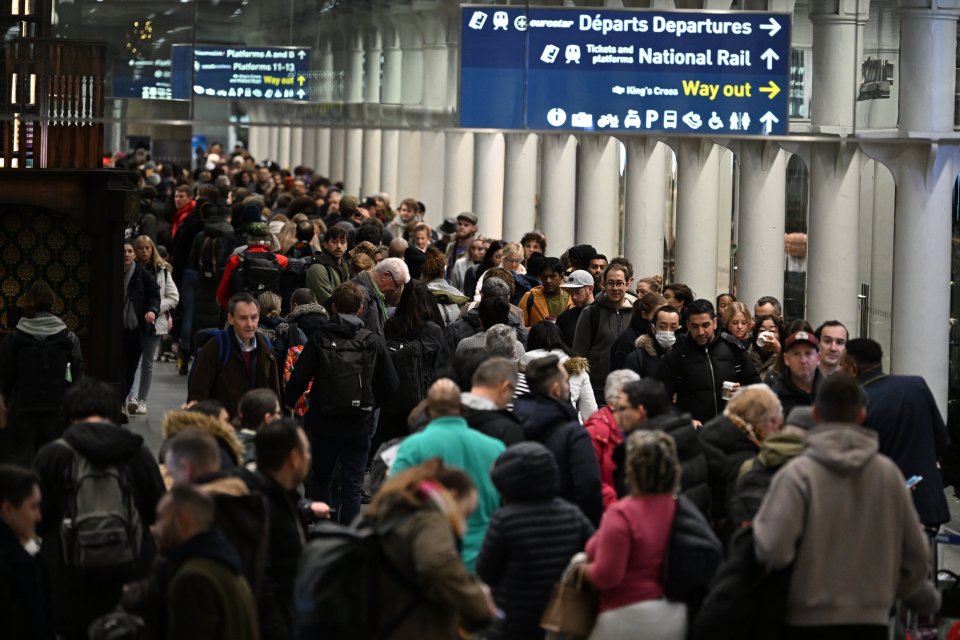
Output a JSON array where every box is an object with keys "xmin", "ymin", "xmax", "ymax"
[
  {"xmin": 512, "ymin": 355, "xmax": 603, "ymax": 526},
  {"xmin": 33, "ymin": 379, "xmax": 164, "ymax": 640},
  {"xmin": 658, "ymin": 299, "xmax": 761, "ymax": 426},
  {"xmin": 764, "ymin": 331, "xmax": 823, "ymax": 418},
  {"xmin": 461, "ymin": 357, "xmax": 525, "ymax": 446},
  {"xmin": 284, "ymin": 282, "xmax": 398, "ymax": 525}
]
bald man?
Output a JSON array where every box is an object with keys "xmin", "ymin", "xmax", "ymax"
[{"xmin": 391, "ymin": 379, "xmax": 505, "ymax": 572}]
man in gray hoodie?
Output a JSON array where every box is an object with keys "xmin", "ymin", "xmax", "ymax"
[{"xmin": 753, "ymin": 374, "xmax": 938, "ymax": 639}]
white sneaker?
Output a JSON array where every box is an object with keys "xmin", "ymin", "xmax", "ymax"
[
  {"xmin": 127, "ymin": 398, "xmax": 139, "ymax": 415},
  {"xmin": 136, "ymin": 400, "xmax": 147, "ymax": 415}
]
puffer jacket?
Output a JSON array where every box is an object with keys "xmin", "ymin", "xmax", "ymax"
[
  {"xmin": 583, "ymin": 406, "xmax": 622, "ymax": 509},
  {"xmin": 512, "ymin": 393, "xmax": 604, "ymax": 526},
  {"xmin": 521, "ymin": 349, "xmax": 597, "ymax": 420},
  {"xmin": 623, "ymin": 334, "xmax": 669, "ymax": 379},
  {"xmin": 148, "ymin": 266, "xmax": 180, "ymax": 336},
  {"xmin": 658, "ymin": 333, "xmax": 761, "ymax": 424},
  {"xmin": 478, "ymin": 443, "xmax": 595, "ymax": 640},
  {"xmin": 700, "ymin": 414, "xmax": 762, "ymax": 532}
]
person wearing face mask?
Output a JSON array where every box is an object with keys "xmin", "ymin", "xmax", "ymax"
[{"xmin": 623, "ymin": 306, "xmax": 682, "ymax": 380}]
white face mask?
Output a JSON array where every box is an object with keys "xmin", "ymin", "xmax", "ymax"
[{"xmin": 655, "ymin": 331, "xmax": 677, "ymax": 349}]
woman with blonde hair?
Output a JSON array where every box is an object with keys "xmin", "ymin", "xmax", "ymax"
[
  {"xmin": 365, "ymin": 459, "xmax": 495, "ymax": 638},
  {"xmin": 128, "ymin": 235, "xmax": 179, "ymax": 415},
  {"xmin": 582, "ymin": 430, "xmax": 688, "ymax": 639},
  {"xmin": 720, "ymin": 301, "xmax": 753, "ymax": 348}
]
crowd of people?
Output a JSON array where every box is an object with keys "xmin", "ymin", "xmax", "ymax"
[{"xmin": 0, "ymin": 144, "xmax": 954, "ymax": 639}]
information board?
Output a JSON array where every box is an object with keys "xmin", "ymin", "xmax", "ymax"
[
  {"xmin": 171, "ymin": 45, "xmax": 311, "ymax": 101},
  {"xmin": 113, "ymin": 58, "xmax": 175, "ymax": 100},
  {"xmin": 460, "ymin": 7, "xmax": 791, "ymax": 135}
]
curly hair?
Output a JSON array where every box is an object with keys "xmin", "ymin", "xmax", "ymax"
[{"xmin": 625, "ymin": 430, "xmax": 680, "ymax": 496}]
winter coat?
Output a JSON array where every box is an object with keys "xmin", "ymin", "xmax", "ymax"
[
  {"xmin": 753, "ymin": 423, "xmax": 940, "ymax": 626},
  {"xmin": 518, "ymin": 286, "xmax": 573, "ymax": 328},
  {"xmin": 392, "ymin": 416, "xmax": 505, "ymax": 573},
  {"xmin": 747, "ymin": 345, "xmax": 779, "ymax": 378},
  {"xmin": 256, "ymin": 315, "xmax": 308, "ymax": 365},
  {"xmin": 125, "ymin": 262, "xmax": 162, "ymax": 338},
  {"xmin": 427, "ymin": 278, "xmax": 469, "ymax": 327},
  {"xmin": 283, "ymin": 302, "xmax": 330, "ymax": 338},
  {"xmin": 461, "ymin": 393, "xmax": 525, "ymax": 446},
  {"xmin": 610, "ymin": 325, "xmax": 643, "ymax": 372},
  {"xmin": 615, "ymin": 411, "xmax": 724, "ymax": 518},
  {"xmin": 305, "ymin": 250, "xmax": 349, "ymax": 305},
  {"xmin": 583, "ymin": 406, "xmax": 622, "ymax": 509},
  {"xmin": 727, "ymin": 431, "xmax": 804, "ymax": 527},
  {"xmin": 555, "ymin": 305, "xmax": 585, "ymax": 349},
  {"xmin": 148, "ymin": 265, "xmax": 180, "ymax": 336},
  {"xmin": 521, "ymin": 349, "xmax": 598, "ymax": 420},
  {"xmin": 284, "ymin": 315, "xmax": 399, "ymax": 436},
  {"xmin": 186, "ymin": 327, "xmax": 282, "ymax": 419},
  {"xmin": 32, "ymin": 421, "xmax": 165, "ymax": 636},
  {"xmin": 437, "ymin": 308, "xmax": 529, "ymax": 367},
  {"xmin": 172, "ymin": 207, "xmax": 204, "ymax": 285},
  {"xmin": 699, "ymin": 414, "xmax": 761, "ymax": 530},
  {"xmin": 164, "ymin": 529, "xmax": 260, "ymax": 640},
  {"xmin": 352, "ymin": 270, "xmax": 389, "ymax": 337},
  {"xmin": 623, "ymin": 334, "xmax": 669, "ymax": 379},
  {"xmin": 512, "ymin": 393, "xmax": 604, "ymax": 526},
  {"xmin": 0, "ymin": 314, "xmax": 83, "ymax": 463},
  {"xmin": 572, "ymin": 293, "xmax": 632, "ymax": 398},
  {"xmin": 858, "ymin": 368, "xmax": 951, "ymax": 528},
  {"xmin": 0, "ymin": 520, "xmax": 52, "ymax": 640},
  {"xmin": 764, "ymin": 368, "xmax": 821, "ymax": 418},
  {"xmin": 478, "ymin": 442, "xmax": 595, "ymax": 640},
  {"xmin": 160, "ymin": 409, "xmax": 245, "ymax": 471},
  {"xmin": 376, "ymin": 497, "xmax": 493, "ymax": 639},
  {"xmin": 658, "ymin": 333, "xmax": 761, "ymax": 424},
  {"xmin": 216, "ymin": 245, "xmax": 289, "ymax": 310},
  {"xmin": 187, "ymin": 215, "xmax": 235, "ymax": 331}
]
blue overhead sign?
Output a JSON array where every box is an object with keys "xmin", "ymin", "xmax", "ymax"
[
  {"xmin": 171, "ymin": 45, "xmax": 311, "ymax": 101},
  {"xmin": 460, "ymin": 7, "xmax": 791, "ymax": 136}
]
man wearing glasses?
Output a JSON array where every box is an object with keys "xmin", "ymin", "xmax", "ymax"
[{"xmin": 573, "ymin": 264, "xmax": 634, "ymax": 405}]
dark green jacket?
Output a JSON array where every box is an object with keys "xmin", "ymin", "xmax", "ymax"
[{"xmin": 305, "ymin": 250, "xmax": 349, "ymax": 305}]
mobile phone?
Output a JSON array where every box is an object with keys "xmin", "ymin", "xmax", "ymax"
[{"xmin": 905, "ymin": 475, "xmax": 923, "ymax": 489}]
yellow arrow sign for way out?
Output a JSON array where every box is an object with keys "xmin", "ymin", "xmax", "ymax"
[{"xmin": 759, "ymin": 80, "xmax": 780, "ymax": 100}]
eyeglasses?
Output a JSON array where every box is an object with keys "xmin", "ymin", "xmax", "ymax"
[
  {"xmin": 385, "ymin": 271, "xmax": 399, "ymax": 288},
  {"xmin": 605, "ymin": 280, "xmax": 627, "ymax": 288},
  {"xmin": 502, "ymin": 257, "xmax": 522, "ymax": 266}
]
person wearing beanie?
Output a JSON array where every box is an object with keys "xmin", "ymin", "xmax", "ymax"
[{"xmin": 477, "ymin": 442, "xmax": 595, "ymax": 640}]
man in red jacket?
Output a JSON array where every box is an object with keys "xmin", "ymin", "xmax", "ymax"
[{"xmin": 216, "ymin": 222, "xmax": 288, "ymax": 310}]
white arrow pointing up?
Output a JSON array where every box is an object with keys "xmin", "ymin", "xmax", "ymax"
[
  {"xmin": 759, "ymin": 111, "xmax": 779, "ymax": 134},
  {"xmin": 760, "ymin": 48, "xmax": 780, "ymax": 70},
  {"xmin": 297, "ymin": 50, "xmax": 307, "ymax": 59},
  {"xmin": 759, "ymin": 17, "xmax": 782, "ymax": 37}
]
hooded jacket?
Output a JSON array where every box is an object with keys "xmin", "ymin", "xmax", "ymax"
[
  {"xmin": 623, "ymin": 333, "xmax": 669, "ymax": 380},
  {"xmin": 164, "ymin": 529, "xmax": 260, "ymax": 640},
  {"xmin": 512, "ymin": 393, "xmax": 604, "ymax": 526},
  {"xmin": 160, "ymin": 410, "xmax": 245, "ymax": 472},
  {"xmin": 478, "ymin": 443, "xmax": 595, "ymax": 640},
  {"xmin": 437, "ymin": 307, "xmax": 529, "ymax": 366},
  {"xmin": 461, "ymin": 393, "xmax": 525, "ymax": 446},
  {"xmin": 753, "ymin": 423, "xmax": 939, "ymax": 626},
  {"xmin": 187, "ymin": 215, "xmax": 235, "ymax": 330},
  {"xmin": 283, "ymin": 302, "xmax": 330, "ymax": 338},
  {"xmin": 518, "ymin": 285, "xmax": 573, "ymax": 328},
  {"xmin": 521, "ymin": 349, "xmax": 597, "ymax": 420},
  {"xmin": 572, "ymin": 292, "xmax": 632, "ymax": 396},
  {"xmin": 0, "ymin": 519, "xmax": 51, "ymax": 640},
  {"xmin": 305, "ymin": 249, "xmax": 349, "ymax": 306},
  {"xmin": 33, "ymin": 421, "xmax": 165, "ymax": 636},
  {"xmin": 727, "ymin": 430, "xmax": 805, "ymax": 526},
  {"xmin": 658, "ymin": 333, "xmax": 761, "ymax": 424}
]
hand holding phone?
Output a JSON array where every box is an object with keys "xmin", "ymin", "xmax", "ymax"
[{"xmin": 905, "ymin": 475, "xmax": 923, "ymax": 490}]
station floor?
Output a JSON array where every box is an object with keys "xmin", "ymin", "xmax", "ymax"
[{"xmin": 134, "ymin": 356, "xmax": 960, "ymax": 575}]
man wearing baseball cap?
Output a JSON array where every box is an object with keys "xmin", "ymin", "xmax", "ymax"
[
  {"xmin": 444, "ymin": 211, "xmax": 479, "ymax": 281},
  {"xmin": 764, "ymin": 330, "xmax": 822, "ymax": 417},
  {"xmin": 556, "ymin": 270, "xmax": 594, "ymax": 347}
]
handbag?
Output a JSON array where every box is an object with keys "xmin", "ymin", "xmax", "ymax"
[{"xmin": 540, "ymin": 561, "xmax": 598, "ymax": 639}]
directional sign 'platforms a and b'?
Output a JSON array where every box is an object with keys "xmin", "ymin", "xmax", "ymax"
[
  {"xmin": 171, "ymin": 45, "xmax": 311, "ymax": 101},
  {"xmin": 460, "ymin": 7, "xmax": 791, "ymax": 136}
]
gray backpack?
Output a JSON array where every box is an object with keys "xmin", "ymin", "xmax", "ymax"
[{"xmin": 57, "ymin": 439, "xmax": 144, "ymax": 574}]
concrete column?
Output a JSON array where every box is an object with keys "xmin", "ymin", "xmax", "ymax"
[
  {"xmin": 503, "ymin": 133, "xmax": 539, "ymax": 243},
  {"xmin": 277, "ymin": 127, "xmax": 292, "ymax": 170},
  {"xmin": 318, "ymin": 39, "xmax": 335, "ymax": 102},
  {"xmin": 473, "ymin": 132, "xmax": 506, "ymax": 238},
  {"xmin": 316, "ymin": 128, "xmax": 332, "ymax": 178},
  {"xmin": 266, "ymin": 127, "xmax": 279, "ymax": 164},
  {"xmin": 364, "ymin": 26, "xmax": 382, "ymax": 104},
  {"xmin": 290, "ymin": 127, "xmax": 303, "ymax": 169},
  {"xmin": 716, "ymin": 149, "xmax": 735, "ymax": 294},
  {"xmin": 735, "ymin": 141, "xmax": 787, "ymax": 309},
  {"xmin": 394, "ymin": 11, "xmax": 423, "ymax": 105},
  {"xmin": 672, "ymin": 139, "xmax": 721, "ymax": 300},
  {"xmin": 328, "ymin": 128, "xmax": 346, "ymax": 184},
  {"xmin": 443, "ymin": 132, "xmax": 475, "ymax": 222},
  {"xmin": 419, "ymin": 131, "xmax": 446, "ymax": 224},
  {"xmin": 301, "ymin": 127, "xmax": 316, "ymax": 171},
  {"xmin": 898, "ymin": 5, "xmax": 957, "ymax": 132},
  {"xmin": 248, "ymin": 126, "xmax": 269, "ymax": 162},
  {"xmin": 418, "ymin": 13, "xmax": 448, "ymax": 110},
  {"xmin": 381, "ymin": 23, "xmax": 403, "ymax": 104},
  {"xmin": 345, "ymin": 29, "xmax": 364, "ymax": 104},
  {"xmin": 380, "ymin": 129, "xmax": 400, "ymax": 200},
  {"xmin": 397, "ymin": 130, "xmax": 422, "ymax": 200},
  {"xmin": 805, "ymin": 2, "xmax": 867, "ymax": 332},
  {"xmin": 343, "ymin": 128, "xmax": 364, "ymax": 196},
  {"xmin": 576, "ymin": 136, "xmax": 620, "ymax": 259},
  {"xmin": 362, "ymin": 128, "xmax": 382, "ymax": 197},
  {"xmin": 624, "ymin": 138, "xmax": 669, "ymax": 280},
  {"xmin": 540, "ymin": 135, "xmax": 578, "ymax": 255}
]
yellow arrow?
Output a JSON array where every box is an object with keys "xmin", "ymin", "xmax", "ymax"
[
  {"xmin": 297, "ymin": 75, "xmax": 305, "ymax": 87},
  {"xmin": 759, "ymin": 80, "xmax": 780, "ymax": 100}
]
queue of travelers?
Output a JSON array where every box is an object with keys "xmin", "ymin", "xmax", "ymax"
[{"xmin": 0, "ymin": 147, "xmax": 952, "ymax": 640}]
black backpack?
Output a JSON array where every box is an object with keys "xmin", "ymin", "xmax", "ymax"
[
  {"xmin": 309, "ymin": 328, "xmax": 377, "ymax": 417},
  {"xmin": 380, "ymin": 338, "xmax": 427, "ymax": 413},
  {"xmin": 11, "ymin": 330, "xmax": 74, "ymax": 413},
  {"xmin": 662, "ymin": 494, "xmax": 724, "ymax": 606},
  {"xmin": 294, "ymin": 515, "xmax": 421, "ymax": 640},
  {"xmin": 57, "ymin": 440, "xmax": 145, "ymax": 576},
  {"xmin": 198, "ymin": 236, "xmax": 224, "ymax": 285},
  {"xmin": 279, "ymin": 256, "xmax": 312, "ymax": 312},
  {"xmin": 233, "ymin": 250, "xmax": 282, "ymax": 295}
]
